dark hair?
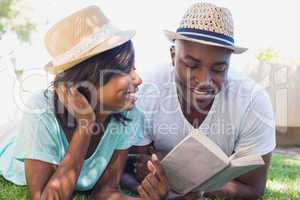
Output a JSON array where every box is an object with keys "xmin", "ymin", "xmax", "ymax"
[{"xmin": 46, "ymin": 40, "xmax": 134, "ymax": 131}]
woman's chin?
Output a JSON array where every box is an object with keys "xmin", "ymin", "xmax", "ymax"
[
  {"xmin": 119, "ymin": 100, "xmax": 136, "ymax": 111},
  {"xmin": 125, "ymin": 101, "xmax": 136, "ymax": 110}
]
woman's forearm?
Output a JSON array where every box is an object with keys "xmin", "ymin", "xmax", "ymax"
[{"xmin": 41, "ymin": 126, "xmax": 92, "ymax": 199}]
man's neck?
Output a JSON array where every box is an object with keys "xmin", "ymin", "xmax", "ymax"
[{"xmin": 178, "ymin": 95, "xmax": 214, "ymax": 129}]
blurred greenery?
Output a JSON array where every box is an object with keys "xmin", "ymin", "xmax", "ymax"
[
  {"xmin": 256, "ymin": 48, "xmax": 278, "ymax": 62},
  {"xmin": 0, "ymin": 0, "xmax": 35, "ymax": 42}
]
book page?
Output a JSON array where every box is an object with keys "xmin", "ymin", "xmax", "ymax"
[
  {"xmin": 229, "ymin": 145, "xmax": 256, "ymax": 160},
  {"xmin": 230, "ymin": 154, "xmax": 265, "ymax": 167},
  {"xmin": 191, "ymin": 130, "xmax": 229, "ymax": 163},
  {"xmin": 161, "ymin": 134, "xmax": 229, "ymax": 195},
  {"xmin": 192, "ymin": 155, "xmax": 264, "ymax": 192}
]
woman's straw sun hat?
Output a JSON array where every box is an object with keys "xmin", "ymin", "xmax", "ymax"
[{"xmin": 44, "ymin": 6, "xmax": 135, "ymax": 74}]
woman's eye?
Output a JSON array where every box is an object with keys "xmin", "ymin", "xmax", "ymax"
[{"xmin": 124, "ymin": 66, "xmax": 133, "ymax": 73}]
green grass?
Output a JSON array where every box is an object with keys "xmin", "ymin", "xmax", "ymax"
[
  {"xmin": 263, "ymin": 154, "xmax": 300, "ymax": 200},
  {"xmin": 0, "ymin": 154, "xmax": 299, "ymax": 200}
]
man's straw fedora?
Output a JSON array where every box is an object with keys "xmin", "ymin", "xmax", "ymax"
[{"xmin": 164, "ymin": 3, "xmax": 247, "ymax": 54}]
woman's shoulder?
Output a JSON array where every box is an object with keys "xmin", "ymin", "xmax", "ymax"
[
  {"xmin": 111, "ymin": 106, "xmax": 145, "ymax": 150},
  {"xmin": 23, "ymin": 89, "xmax": 55, "ymax": 114},
  {"xmin": 21, "ymin": 89, "xmax": 59, "ymax": 129},
  {"xmin": 122, "ymin": 106, "xmax": 144, "ymax": 122}
]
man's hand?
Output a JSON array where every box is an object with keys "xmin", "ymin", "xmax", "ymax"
[
  {"xmin": 137, "ymin": 154, "xmax": 170, "ymax": 200},
  {"xmin": 133, "ymin": 150, "xmax": 167, "ymax": 182},
  {"xmin": 134, "ymin": 154, "xmax": 151, "ymax": 182}
]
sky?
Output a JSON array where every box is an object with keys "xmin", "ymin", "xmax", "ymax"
[{"xmin": 0, "ymin": 0, "xmax": 299, "ymax": 124}]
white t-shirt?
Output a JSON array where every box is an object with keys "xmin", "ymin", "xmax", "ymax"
[{"xmin": 136, "ymin": 63, "xmax": 276, "ymax": 156}]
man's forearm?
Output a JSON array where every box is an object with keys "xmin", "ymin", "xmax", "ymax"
[{"xmin": 204, "ymin": 180, "xmax": 264, "ymax": 200}]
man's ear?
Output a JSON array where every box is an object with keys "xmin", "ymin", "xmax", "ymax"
[{"xmin": 170, "ymin": 45, "xmax": 175, "ymax": 66}]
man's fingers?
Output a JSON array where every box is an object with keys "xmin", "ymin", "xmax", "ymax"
[
  {"xmin": 147, "ymin": 160, "xmax": 156, "ymax": 174},
  {"xmin": 137, "ymin": 185, "xmax": 150, "ymax": 200},
  {"xmin": 149, "ymin": 154, "xmax": 168, "ymax": 184},
  {"xmin": 134, "ymin": 155, "xmax": 151, "ymax": 182},
  {"xmin": 135, "ymin": 162, "xmax": 148, "ymax": 174},
  {"xmin": 142, "ymin": 178, "xmax": 160, "ymax": 200},
  {"xmin": 146, "ymin": 174, "xmax": 166, "ymax": 197},
  {"xmin": 147, "ymin": 154, "xmax": 159, "ymax": 173},
  {"xmin": 135, "ymin": 165, "xmax": 149, "ymax": 182}
]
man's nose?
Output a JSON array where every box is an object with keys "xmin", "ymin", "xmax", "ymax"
[{"xmin": 194, "ymin": 68, "xmax": 212, "ymax": 83}]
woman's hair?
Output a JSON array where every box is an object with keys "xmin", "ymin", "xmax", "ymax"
[{"xmin": 46, "ymin": 40, "xmax": 134, "ymax": 132}]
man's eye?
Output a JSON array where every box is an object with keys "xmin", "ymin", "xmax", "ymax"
[
  {"xmin": 184, "ymin": 62, "xmax": 198, "ymax": 69},
  {"xmin": 212, "ymin": 65, "xmax": 226, "ymax": 73}
]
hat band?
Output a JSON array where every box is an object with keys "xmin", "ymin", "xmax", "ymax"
[
  {"xmin": 52, "ymin": 23, "xmax": 120, "ymax": 66},
  {"xmin": 176, "ymin": 28, "xmax": 234, "ymax": 47}
]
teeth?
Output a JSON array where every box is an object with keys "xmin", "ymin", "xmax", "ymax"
[
  {"xmin": 193, "ymin": 90, "xmax": 212, "ymax": 95},
  {"xmin": 125, "ymin": 92, "xmax": 137, "ymax": 98},
  {"xmin": 129, "ymin": 92, "xmax": 136, "ymax": 97}
]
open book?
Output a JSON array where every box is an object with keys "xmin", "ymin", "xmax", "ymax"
[{"xmin": 160, "ymin": 130, "xmax": 265, "ymax": 195}]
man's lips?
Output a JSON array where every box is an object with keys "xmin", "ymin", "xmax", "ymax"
[
  {"xmin": 192, "ymin": 89, "xmax": 214, "ymax": 95},
  {"xmin": 190, "ymin": 87, "xmax": 216, "ymax": 95}
]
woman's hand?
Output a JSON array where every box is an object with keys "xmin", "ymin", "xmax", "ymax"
[
  {"xmin": 137, "ymin": 154, "xmax": 170, "ymax": 200},
  {"xmin": 56, "ymin": 85, "xmax": 96, "ymax": 125}
]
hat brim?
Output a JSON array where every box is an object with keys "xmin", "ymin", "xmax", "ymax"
[
  {"xmin": 44, "ymin": 30, "xmax": 135, "ymax": 74},
  {"xmin": 163, "ymin": 30, "xmax": 247, "ymax": 54}
]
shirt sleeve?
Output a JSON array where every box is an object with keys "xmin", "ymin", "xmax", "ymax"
[
  {"xmin": 234, "ymin": 89, "xmax": 276, "ymax": 156},
  {"xmin": 115, "ymin": 107, "xmax": 146, "ymax": 150},
  {"xmin": 134, "ymin": 80, "xmax": 160, "ymax": 146},
  {"xmin": 135, "ymin": 117, "xmax": 153, "ymax": 146},
  {"xmin": 13, "ymin": 112, "xmax": 61, "ymax": 165}
]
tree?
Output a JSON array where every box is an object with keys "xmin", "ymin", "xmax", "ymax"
[
  {"xmin": 256, "ymin": 48, "xmax": 278, "ymax": 62},
  {"xmin": 0, "ymin": 0, "xmax": 35, "ymax": 42}
]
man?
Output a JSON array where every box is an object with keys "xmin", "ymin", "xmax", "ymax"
[{"xmin": 125, "ymin": 3, "xmax": 276, "ymax": 200}]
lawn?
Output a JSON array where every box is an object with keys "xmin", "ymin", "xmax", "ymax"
[{"xmin": 0, "ymin": 154, "xmax": 299, "ymax": 200}]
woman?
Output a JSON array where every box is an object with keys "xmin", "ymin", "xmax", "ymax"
[{"xmin": 0, "ymin": 6, "xmax": 169, "ymax": 200}]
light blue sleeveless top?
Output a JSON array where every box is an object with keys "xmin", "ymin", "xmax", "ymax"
[{"xmin": 0, "ymin": 90, "xmax": 144, "ymax": 191}]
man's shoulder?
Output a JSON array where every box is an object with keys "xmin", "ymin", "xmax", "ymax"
[
  {"xmin": 221, "ymin": 69, "xmax": 273, "ymax": 129},
  {"xmin": 138, "ymin": 63, "xmax": 174, "ymax": 97},
  {"xmin": 137, "ymin": 63, "xmax": 175, "ymax": 114},
  {"xmin": 225, "ymin": 69, "xmax": 267, "ymax": 101}
]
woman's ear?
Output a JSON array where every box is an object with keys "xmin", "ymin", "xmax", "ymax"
[{"xmin": 170, "ymin": 45, "xmax": 175, "ymax": 66}]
